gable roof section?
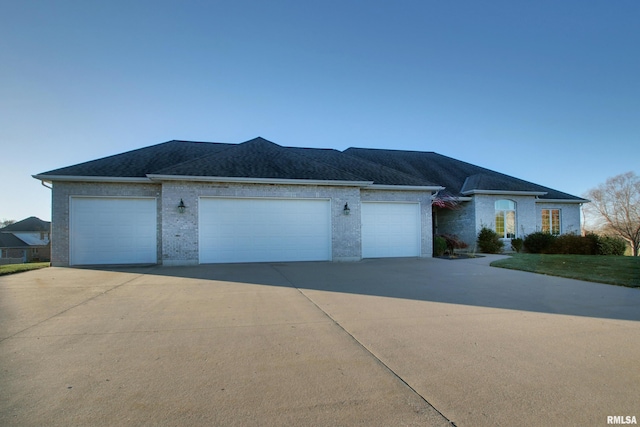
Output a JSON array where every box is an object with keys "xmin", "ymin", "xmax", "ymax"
[
  {"xmin": 0, "ymin": 233, "xmax": 29, "ymax": 249},
  {"xmin": 343, "ymin": 148, "xmax": 586, "ymax": 201},
  {"xmin": 35, "ymin": 140, "xmax": 232, "ymax": 179},
  {"xmin": 1, "ymin": 217, "xmax": 50, "ymax": 232},
  {"xmin": 150, "ymin": 138, "xmax": 370, "ymax": 183}
]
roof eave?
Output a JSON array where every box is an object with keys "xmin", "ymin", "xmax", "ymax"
[
  {"xmin": 536, "ymin": 198, "xmax": 590, "ymax": 204},
  {"xmin": 33, "ymin": 175, "xmax": 152, "ymax": 183},
  {"xmin": 367, "ymin": 184, "xmax": 445, "ymax": 192},
  {"xmin": 462, "ymin": 189, "xmax": 548, "ymax": 196},
  {"xmin": 146, "ymin": 174, "xmax": 374, "ymax": 187}
]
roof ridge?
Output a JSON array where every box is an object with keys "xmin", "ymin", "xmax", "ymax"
[{"xmin": 346, "ymin": 147, "xmax": 437, "ymax": 154}]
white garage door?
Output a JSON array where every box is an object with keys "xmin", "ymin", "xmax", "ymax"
[
  {"xmin": 361, "ymin": 202, "xmax": 421, "ymax": 258},
  {"xmin": 199, "ymin": 198, "xmax": 331, "ymax": 263},
  {"xmin": 70, "ymin": 197, "xmax": 157, "ymax": 265}
]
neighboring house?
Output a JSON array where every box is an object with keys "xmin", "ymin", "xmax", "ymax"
[
  {"xmin": 0, "ymin": 217, "xmax": 51, "ymax": 264},
  {"xmin": 33, "ymin": 137, "xmax": 587, "ymax": 267}
]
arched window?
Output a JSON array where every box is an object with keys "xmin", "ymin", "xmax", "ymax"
[{"xmin": 495, "ymin": 200, "xmax": 516, "ymax": 238}]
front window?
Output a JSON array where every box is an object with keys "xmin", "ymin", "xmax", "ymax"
[
  {"xmin": 542, "ymin": 209, "xmax": 561, "ymax": 235},
  {"xmin": 495, "ymin": 200, "xmax": 516, "ymax": 238}
]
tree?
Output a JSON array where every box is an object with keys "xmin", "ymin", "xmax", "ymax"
[
  {"xmin": 0, "ymin": 219, "xmax": 15, "ymax": 228},
  {"xmin": 583, "ymin": 172, "xmax": 640, "ymax": 256}
]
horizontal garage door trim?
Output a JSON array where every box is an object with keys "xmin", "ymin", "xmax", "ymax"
[
  {"xmin": 70, "ymin": 197, "xmax": 158, "ymax": 266},
  {"xmin": 361, "ymin": 201, "xmax": 421, "ymax": 258},
  {"xmin": 199, "ymin": 197, "xmax": 332, "ymax": 264}
]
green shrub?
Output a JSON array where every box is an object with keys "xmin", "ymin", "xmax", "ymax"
[
  {"xmin": 511, "ymin": 238, "xmax": 524, "ymax": 253},
  {"xmin": 524, "ymin": 232, "xmax": 557, "ymax": 254},
  {"xmin": 477, "ymin": 227, "xmax": 504, "ymax": 254},
  {"xmin": 597, "ymin": 235, "xmax": 627, "ymax": 256},
  {"xmin": 551, "ymin": 233, "xmax": 598, "ymax": 255},
  {"xmin": 433, "ymin": 236, "xmax": 447, "ymax": 256}
]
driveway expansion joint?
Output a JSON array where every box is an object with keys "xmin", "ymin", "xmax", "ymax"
[
  {"xmin": 270, "ymin": 264, "xmax": 457, "ymax": 426},
  {"xmin": 0, "ymin": 273, "xmax": 144, "ymax": 343}
]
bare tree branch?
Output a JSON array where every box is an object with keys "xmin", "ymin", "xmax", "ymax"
[{"xmin": 583, "ymin": 171, "xmax": 640, "ymax": 256}]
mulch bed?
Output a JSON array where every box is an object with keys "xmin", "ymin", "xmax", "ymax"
[{"xmin": 436, "ymin": 254, "xmax": 485, "ymax": 260}]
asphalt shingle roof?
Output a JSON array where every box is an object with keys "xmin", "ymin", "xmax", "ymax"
[
  {"xmin": 0, "ymin": 233, "xmax": 29, "ymax": 249},
  {"xmin": 35, "ymin": 137, "xmax": 584, "ymax": 201},
  {"xmin": 39, "ymin": 140, "xmax": 232, "ymax": 178},
  {"xmin": 343, "ymin": 148, "xmax": 585, "ymax": 201},
  {"xmin": 152, "ymin": 138, "xmax": 369, "ymax": 182},
  {"xmin": 287, "ymin": 146, "xmax": 438, "ymax": 186},
  {"xmin": 1, "ymin": 217, "xmax": 50, "ymax": 232}
]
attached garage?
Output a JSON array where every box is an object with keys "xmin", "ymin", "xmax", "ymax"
[
  {"xmin": 361, "ymin": 202, "xmax": 421, "ymax": 258},
  {"xmin": 70, "ymin": 197, "xmax": 158, "ymax": 265},
  {"xmin": 199, "ymin": 197, "xmax": 332, "ymax": 263}
]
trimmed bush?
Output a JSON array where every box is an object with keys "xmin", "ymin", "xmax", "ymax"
[
  {"xmin": 511, "ymin": 238, "xmax": 524, "ymax": 253},
  {"xmin": 477, "ymin": 227, "xmax": 504, "ymax": 254},
  {"xmin": 597, "ymin": 235, "xmax": 627, "ymax": 256},
  {"xmin": 524, "ymin": 232, "xmax": 557, "ymax": 254},
  {"xmin": 550, "ymin": 233, "xmax": 598, "ymax": 255},
  {"xmin": 523, "ymin": 232, "xmax": 626, "ymax": 255},
  {"xmin": 433, "ymin": 236, "xmax": 447, "ymax": 256}
]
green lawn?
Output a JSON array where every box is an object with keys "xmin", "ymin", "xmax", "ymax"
[
  {"xmin": 0, "ymin": 262, "xmax": 50, "ymax": 276},
  {"xmin": 490, "ymin": 254, "xmax": 639, "ymax": 288}
]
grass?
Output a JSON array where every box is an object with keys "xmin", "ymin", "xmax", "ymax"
[
  {"xmin": 0, "ymin": 262, "xmax": 50, "ymax": 276},
  {"xmin": 491, "ymin": 254, "xmax": 639, "ymax": 288}
]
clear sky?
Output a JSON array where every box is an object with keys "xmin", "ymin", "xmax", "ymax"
[{"xmin": 1, "ymin": 0, "xmax": 638, "ymax": 222}]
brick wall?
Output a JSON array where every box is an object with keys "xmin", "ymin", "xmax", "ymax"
[
  {"xmin": 536, "ymin": 202, "xmax": 583, "ymax": 235},
  {"xmin": 474, "ymin": 195, "xmax": 538, "ymax": 240},
  {"xmin": 435, "ymin": 199, "xmax": 476, "ymax": 248},
  {"xmin": 161, "ymin": 181, "xmax": 362, "ymax": 265},
  {"xmin": 51, "ymin": 181, "xmax": 438, "ymax": 266}
]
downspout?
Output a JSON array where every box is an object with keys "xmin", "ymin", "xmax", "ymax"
[{"xmin": 39, "ymin": 180, "xmax": 53, "ymax": 266}]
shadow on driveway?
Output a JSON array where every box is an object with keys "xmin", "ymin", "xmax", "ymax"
[{"xmin": 99, "ymin": 256, "xmax": 640, "ymax": 322}]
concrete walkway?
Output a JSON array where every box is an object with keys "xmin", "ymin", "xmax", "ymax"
[{"xmin": 1, "ymin": 257, "xmax": 638, "ymax": 426}]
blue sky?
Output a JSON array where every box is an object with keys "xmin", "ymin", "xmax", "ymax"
[{"xmin": 1, "ymin": 0, "xmax": 638, "ymax": 222}]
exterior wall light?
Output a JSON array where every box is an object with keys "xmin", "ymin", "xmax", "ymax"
[
  {"xmin": 178, "ymin": 199, "xmax": 186, "ymax": 214},
  {"xmin": 343, "ymin": 203, "xmax": 350, "ymax": 215}
]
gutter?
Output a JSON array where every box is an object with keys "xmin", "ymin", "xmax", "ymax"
[
  {"xmin": 461, "ymin": 189, "xmax": 548, "ymax": 196},
  {"xmin": 536, "ymin": 198, "xmax": 590, "ymax": 204},
  {"xmin": 32, "ymin": 175, "xmax": 152, "ymax": 183},
  {"xmin": 366, "ymin": 184, "xmax": 445, "ymax": 192}
]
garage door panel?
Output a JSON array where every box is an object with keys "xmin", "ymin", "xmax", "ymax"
[
  {"xmin": 199, "ymin": 198, "xmax": 331, "ymax": 263},
  {"xmin": 71, "ymin": 198, "xmax": 157, "ymax": 265},
  {"xmin": 362, "ymin": 202, "xmax": 420, "ymax": 258}
]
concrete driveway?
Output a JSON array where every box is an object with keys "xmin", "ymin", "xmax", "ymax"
[{"xmin": 1, "ymin": 256, "xmax": 638, "ymax": 426}]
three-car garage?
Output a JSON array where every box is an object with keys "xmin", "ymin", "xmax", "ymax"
[{"xmin": 68, "ymin": 196, "xmax": 423, "ymax": 266}]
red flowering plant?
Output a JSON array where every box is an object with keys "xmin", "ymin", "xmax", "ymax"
[
  {"xmin": 431, "ymin": 191, "xmax": 461, "ymax": 210},
  {"xmin": 438, "ymin": 234, "xmax": 469, "ymax": 255}
]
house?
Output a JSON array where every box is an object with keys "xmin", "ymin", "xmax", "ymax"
[
  {"xmin": 343, "ymin": 148, "xmax": 587, "ymax": 247},
  {"xmin": 0, "ymin": 217, "xmax": 51, "ymax": 264},
  {"xmin": 33, "ymin": 137, "xmax": 587, "ymax": 267}
]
